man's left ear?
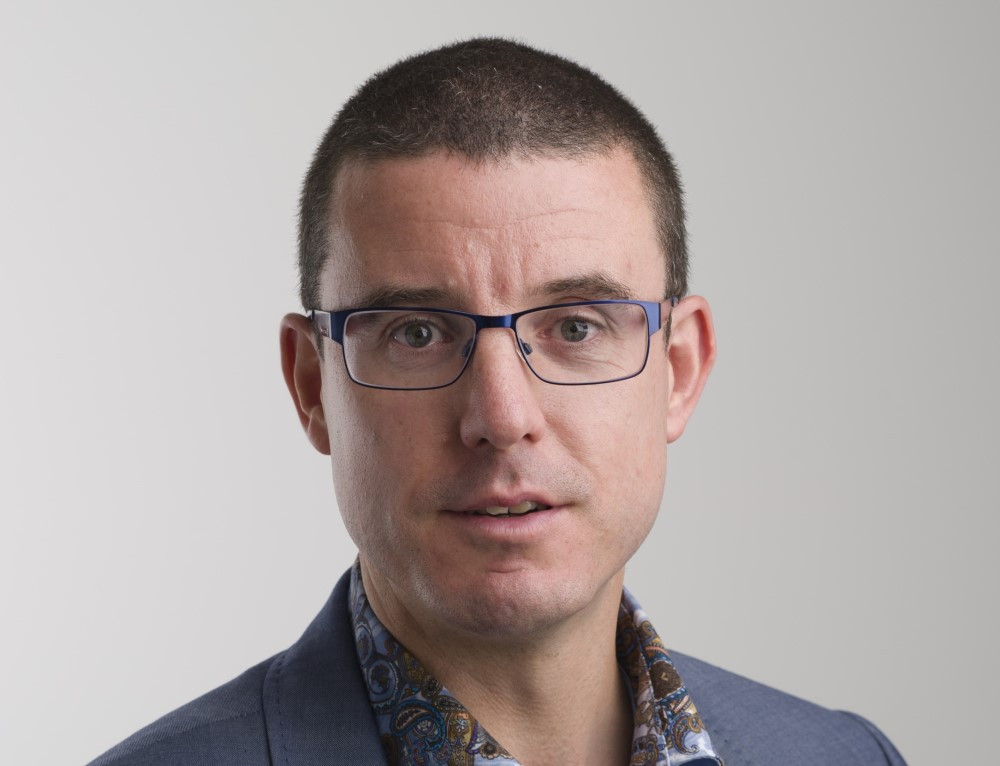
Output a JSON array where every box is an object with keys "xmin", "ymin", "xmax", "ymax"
[{"xmin": 664, "ymin": 296, "xmax": 716, "ymax": 443}]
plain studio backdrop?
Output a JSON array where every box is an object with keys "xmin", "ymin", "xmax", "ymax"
[{"xmin": 2, "ymin": 2, "xmax": 997, "ymax": 764}]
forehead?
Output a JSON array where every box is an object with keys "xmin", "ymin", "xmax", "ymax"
[{"xmin": 321, "ymin": 149, "xmax": 665, "ymax": 311}]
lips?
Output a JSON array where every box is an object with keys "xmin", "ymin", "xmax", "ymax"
[
  {"xmin": 445, "ymin": 494, "xmax": 564, "ymax": 540},
  {"xmin": 467, "ymin": 500, "xmax": 552, "ymax": 517}
]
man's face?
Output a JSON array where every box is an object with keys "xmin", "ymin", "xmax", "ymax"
[{"xmin": 318, "ymin": 149, "xmax": 677, "ymax": 637}]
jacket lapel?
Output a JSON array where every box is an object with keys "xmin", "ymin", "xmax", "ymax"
[{"xmin": 263, "ymin": 570, "xmax": 387, "ymax": 765}]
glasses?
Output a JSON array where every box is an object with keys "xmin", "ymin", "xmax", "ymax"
[{"xmin": 309, "ymin": 298, "xmax": 678, "ymax": 390}]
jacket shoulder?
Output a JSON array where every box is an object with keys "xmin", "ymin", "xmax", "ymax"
[
  {"xmin": 87, "ymin": 655, "xmax": 279, "ymax": 766},
  {"xmin": 670, "ymin": 651, "xmax": 907, "ymax": 765}
]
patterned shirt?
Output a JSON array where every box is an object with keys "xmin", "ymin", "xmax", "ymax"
[{"xmin": 349, "ymin": 562, "xmax": 723, "ymax": 765}]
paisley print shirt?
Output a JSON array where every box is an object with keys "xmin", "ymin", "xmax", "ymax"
[{"xmin": 349, "ymin": 562, "xmax": 723, "ymax": 765}]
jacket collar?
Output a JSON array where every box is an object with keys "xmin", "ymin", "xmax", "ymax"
[{"xmin": 262, "ymin": 570, "xmax": 387, "ymax": 765}]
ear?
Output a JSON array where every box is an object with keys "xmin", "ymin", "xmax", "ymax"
[
  {"xmin": 665, "ymin": 296, "xmax": 717, "ymax": 443},
  {"xmin": 280, "ymin": 313, "xmax": 331, "ymax": 455}
]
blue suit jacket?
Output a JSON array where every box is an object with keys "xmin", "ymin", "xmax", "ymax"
[{"xmin": 89, "ymin": 571, "xmax": 906, "ymax": 765}]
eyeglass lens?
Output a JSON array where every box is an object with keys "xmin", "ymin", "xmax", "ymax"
[{"xmin": 341, "ymin": 303, "xmax": 651, "ymax": 389}]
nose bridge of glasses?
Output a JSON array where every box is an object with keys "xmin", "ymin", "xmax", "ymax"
[
  {"xmin": 464, "ymin": 313, "xmax": 525, "ymax": 356},
  {"xmin": 466, "ymin": 317, "xmax": 532, "ymax": 369},
  {"xmin": 474, "ymin": 314, "xmax": 516, "ymax": 331}
]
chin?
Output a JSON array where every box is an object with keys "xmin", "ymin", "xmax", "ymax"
[{"xmin": 426, "ymin": 566, "xmax": 612, "ymax": 639}]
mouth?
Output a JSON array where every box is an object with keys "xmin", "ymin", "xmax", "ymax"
[{"xmin": 465, "ymin": 500, "xmax": 552, "ymax": 517}]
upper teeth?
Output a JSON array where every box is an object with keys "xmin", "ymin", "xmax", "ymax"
[{"xmin": 475, "ymin": 501, "xmax": 546, "ymax": 516}]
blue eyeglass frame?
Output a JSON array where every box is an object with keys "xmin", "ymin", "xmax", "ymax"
[{"xmin": 308, "ymin": 297, "xmax": 679, "ymax": 390}]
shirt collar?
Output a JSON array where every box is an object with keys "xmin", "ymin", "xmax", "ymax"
[{"xmin": 349, "ymin": 562, "xmax": 723, "ymax": 765}]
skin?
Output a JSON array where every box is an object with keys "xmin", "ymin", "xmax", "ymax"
[{"xmin": 280, "ymin": 148, "xmax": 716, "ymax": 764}]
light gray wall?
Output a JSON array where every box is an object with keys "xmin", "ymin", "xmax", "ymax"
[{"xmin": 2, "ymin": 2, "xmax": 996, "ymax": 764}]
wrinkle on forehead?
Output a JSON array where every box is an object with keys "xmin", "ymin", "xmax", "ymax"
[{"xmin": 393, "ymin": 206, "xmax": 593, "ymax": 230}]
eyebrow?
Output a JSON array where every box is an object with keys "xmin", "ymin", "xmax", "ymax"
[
  {"xmin": 347, "ymin": 271, "xmax": 637, "ymax": 311},
  {"xmin": 349, "ymin": 285, "xmax": 453, "ymax": 309},
  {"xmin": 538, "ymin": 273, "xmax": 637, "ymax": 301}
]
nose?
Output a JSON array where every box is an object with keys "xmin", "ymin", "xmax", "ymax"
[{"xmin": 457, "ymin": 328, "xmax": 547, "ymax": 450}]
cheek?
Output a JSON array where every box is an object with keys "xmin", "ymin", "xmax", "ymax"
[
  {"xmin": 324, "ymin": 388, "xmax": 392, "ymax": 543},
  {"xmin": 325, "ymin": 387, "xmax": 445, "ymax": 523},
  {"xmin": 598, "ymin": 380, "xmax": 668, "ymax": 541},
  {"xmin": 590, "ymin": 371, "xmax": 668, "ymax": 458},
  {"xmin": 551, "ymin": 375, "xmax": 668, "ymax": 510}
]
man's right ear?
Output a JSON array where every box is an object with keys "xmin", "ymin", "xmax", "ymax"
[{"xmin": 280, "ymin": 313, "xmax": 331, "ymax": 455}]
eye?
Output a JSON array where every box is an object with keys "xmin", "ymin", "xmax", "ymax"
[
  {"xmin": 384, "ymin": 313, "xmax": 461, "ymax": 351},
  {"xmin": 560, "ymin": 318, "xmax": 591, "ymax": 342},
  {"xmin": 401, "ymin": 321, "xmax": 435, "ymax": 348}
]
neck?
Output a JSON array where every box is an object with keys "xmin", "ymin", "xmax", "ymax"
[{"xmin": 360, "ymin": 559, "xmax": 634, "ymax": 766}]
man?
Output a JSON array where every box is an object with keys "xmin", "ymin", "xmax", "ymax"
[{"xmin": 90, "ymin": 38, "xmax": 905, "ymax": 765}]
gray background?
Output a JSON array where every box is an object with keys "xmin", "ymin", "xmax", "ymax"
[{"xmin": 2, "ymin": 2, "xmax": 997, "ymax": 764}]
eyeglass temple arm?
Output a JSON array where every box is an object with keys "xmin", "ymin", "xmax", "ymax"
[
  {"xmin": 652, "ymin": 297, "xmax": 679, "ymax": 333},
  {"xmin": 309, "ymin": 310, "xmax": 344, "ymax": 345}
]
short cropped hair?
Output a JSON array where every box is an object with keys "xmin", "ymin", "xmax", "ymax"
[{"xmin": 298, "ymin": 37, "xmax": 688, "ymax": 311}]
